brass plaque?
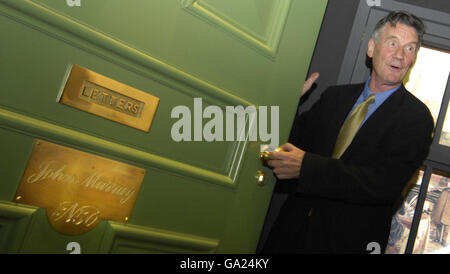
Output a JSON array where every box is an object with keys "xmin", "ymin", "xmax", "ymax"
[
  {"xmin": 59, "ymin": 65, "xmax": 159, "ymax": 132},
  {"xmin": 14, "ymin": 140, "xmax": 146, "ymax": 235}
]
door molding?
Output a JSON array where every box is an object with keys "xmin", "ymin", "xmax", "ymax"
[
  {"xmin": 0, "ymin": 202, "xmax": 37, "ymax": 253},
  {"xmin": 0, "ymin": 107, "xmax": 237, "ymax": 188},
  {"xmin": 0, "ymin": 0, "xmax": 257, "ymax": 187},
  {"xmin": 180, "ymin": 0, "xmax": 292, "ymax": 59},
  {"xmin": 0, "ymin": 0, "xmax": 253, "ymax": 107},
  {"xmin": 100, "ymin": 221, "xmax": 219, "ymax": 253}
]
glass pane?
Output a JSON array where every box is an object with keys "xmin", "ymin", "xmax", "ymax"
[
  {"xmin": 439, "ymin": 103, "xmax": 450, "ymax": 147},
  {"xmin": 413, "ymin": 170, "xmax": 450, "ymax": 254},
  {"xmin": 386, "ymin": 169, "xmax": 424, "ymax": 254},
  {"xmin": 403, "ymin": 46, "xmax": 450, "ymax": 125}
]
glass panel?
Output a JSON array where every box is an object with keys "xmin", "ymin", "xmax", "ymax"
[
  {"xmin": 403, "ymin": 46, "xmax": 450, "ymax": 126},
  {"xmin": 439, "ymin": 103, "xmax": 450, "ymax": 147},
  {"xmin": 413, "ymin": 170, "xmax": 450, "ymax": 254},
  {"xmin": 386, "ymin": 169, "xmax": 424, "ymax": 254}
]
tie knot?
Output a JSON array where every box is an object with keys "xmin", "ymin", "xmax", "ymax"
[{"xmin": 365, "ymin": 94, "xmax": 375, "ymax": 104}]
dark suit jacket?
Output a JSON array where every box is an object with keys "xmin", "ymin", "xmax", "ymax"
[{"xmin": 263, "ymin": 82, "xmax": 434, "ymax": 253}]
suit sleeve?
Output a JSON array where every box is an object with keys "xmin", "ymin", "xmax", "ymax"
[
  {"xmin": 288, "ymin": 86, "xmax": 336, "ymax": 151},
  {"xmin": 296, "ymin": 106, "xmax": 434, "ymax": 205},
  {"xmin": 273, "ymin": 86, "xmax": 335, "ymax": 193}
]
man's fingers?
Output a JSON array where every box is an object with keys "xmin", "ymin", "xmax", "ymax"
[
  {"xmin": 267, "ymin": 160, "xmax": 280, "ymax": 168},
  {"xmin": 302, "ymin": 72, "xmax": 320, "ymax": 95},
  {"xmin": 268, "ymin": 143, "xmax": 304, "ymax": 180},
  {"xmin": 267, "ymin": 143, "xmax": 293, "ymax": 159},
  {"xmin": 281, "ymin": 142, "xmax": 295, "ymax": 152},
  {"xmin": 268, "ymin": 151, "xmax": 290, "ymax": 160},
  {"xmin": 273, "ymin": 167, "xmax": 296, "ymax": 179}
]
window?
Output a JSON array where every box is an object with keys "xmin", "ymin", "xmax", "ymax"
[
  {"xmin": 386, "ymin": 46, "xmax": 450, "ymax": 254},
  {"xmin": 413, "ymin": 170, "xmax": 450, "ymax": 254},
  {"xmin": 386, "ymin": 169, "xmax": 424, "ymax": 254},
  {"xmin": 404, "ymin": 46, "xmax": 450, "ymax": 125},
  {"xmin": 440, "ymin": 104, "xmax": 450, "ymax": 147}
]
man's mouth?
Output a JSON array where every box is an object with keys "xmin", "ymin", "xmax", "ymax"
[{"xmin": 389, "ymin": 64, "xmax": 402, "ymax": 71}]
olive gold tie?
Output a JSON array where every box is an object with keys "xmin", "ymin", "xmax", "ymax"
[{"xmin": 332, "ymin": 94, "xmax": 375, "ymax": 159}]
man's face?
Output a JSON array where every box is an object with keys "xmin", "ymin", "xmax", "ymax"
[{"xmin": 367, "ymin": 23, "xmax": 419, "ymax": 88}]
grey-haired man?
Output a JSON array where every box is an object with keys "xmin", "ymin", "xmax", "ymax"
[{"xmin": 263, "ymin": 11, "xmax": 434, "ymax": 253}]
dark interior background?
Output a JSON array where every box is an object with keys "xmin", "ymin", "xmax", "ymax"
[{"xmin": 257, "ymin": 0, "xmax": 450, "ymax": 253}]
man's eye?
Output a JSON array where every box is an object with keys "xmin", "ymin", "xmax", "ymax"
[
  {"xmin": 406, "ymin": 46, "xmax": 415, "ymax": 52},
  {"xmin": 389, "ymin": 41, "xmax": 396, "ymax": 47}
]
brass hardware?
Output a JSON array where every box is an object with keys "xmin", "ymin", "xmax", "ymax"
[
  {"xmin": 255, "ymin": 170, "xmax": 265, "ymax": 186},
  {"xmin": 260, "ymin": 147, "xmax": 284, "ymax": 166},
  {"xmin": 59, "ymin": 65, "xmax": 160, "ymax": 132},
  {"xmin": 14, "ymin": 139, "xmax": 146, "ymax": 235},
  {"xmin": 260, "ymin": 151, "xmax": 270, "ymax": 165}
]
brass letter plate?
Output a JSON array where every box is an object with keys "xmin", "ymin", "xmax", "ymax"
[
  {"xmin": 14, "ymin": 139, "xmax": 146, "ymax": 235},
  {"xmin": 59, "ymin": 65, "xmax": 159, "ymax": 132}
]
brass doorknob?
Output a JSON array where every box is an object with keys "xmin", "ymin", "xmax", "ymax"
[
  {"xmin": 260, "ymin": 151, "xmax": 270, "ymax": 166},
  {"xmin": 260, "ymin": 147, "xmax": 283, "ymax": 166},
  {"xmin": 255, "ymin": 170, "xmax": 265, "ymax": 186}
]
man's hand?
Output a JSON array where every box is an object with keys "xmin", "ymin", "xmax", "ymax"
[
  {"xmin": 267, "ymin": 143, "xmax": 306, "ymax": 179},
  {"xmin": 302, "ymin": 72, "xmax": 320, "ymax": 96},
  {"xmin": 265, "ymin": 73, "xmax": 317, "ymax": 179}
]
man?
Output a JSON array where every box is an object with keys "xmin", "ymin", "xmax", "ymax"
[{"xmin": 262, "ymin": 11, "xmax": 434, "ymax": 253}]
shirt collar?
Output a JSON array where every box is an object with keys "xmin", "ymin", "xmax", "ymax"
[{"xmin": 363, "ymin": 76, "xmax": 401, "ymax": 102}]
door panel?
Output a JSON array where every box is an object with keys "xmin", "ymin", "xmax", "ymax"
[{"xmin": 0, "ymin": 0, "xmax": 327, "ymax": 253}]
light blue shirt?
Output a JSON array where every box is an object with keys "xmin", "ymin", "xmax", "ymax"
[{"xmin": 348, "ymin": 77, "xmax": 401, "ymax": 127}]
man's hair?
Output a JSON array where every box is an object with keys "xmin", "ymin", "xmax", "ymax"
[{"xmin": 371, "ymin": 11, "xmax": 425, "ymax": 48}]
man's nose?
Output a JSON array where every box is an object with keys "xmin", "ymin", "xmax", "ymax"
[{"xmin": 393, "ymin": 46, "xmax": 405, "ymax": 60}]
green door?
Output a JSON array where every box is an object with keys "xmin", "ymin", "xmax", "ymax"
[{"xmin": 0, "ymin": 0, "xmax": 327, "ymax": 253}]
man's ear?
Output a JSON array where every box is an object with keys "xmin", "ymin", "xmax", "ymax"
[{"xmin": 367, "ymin": 38, "xmax": 375, "ymax": 58}]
